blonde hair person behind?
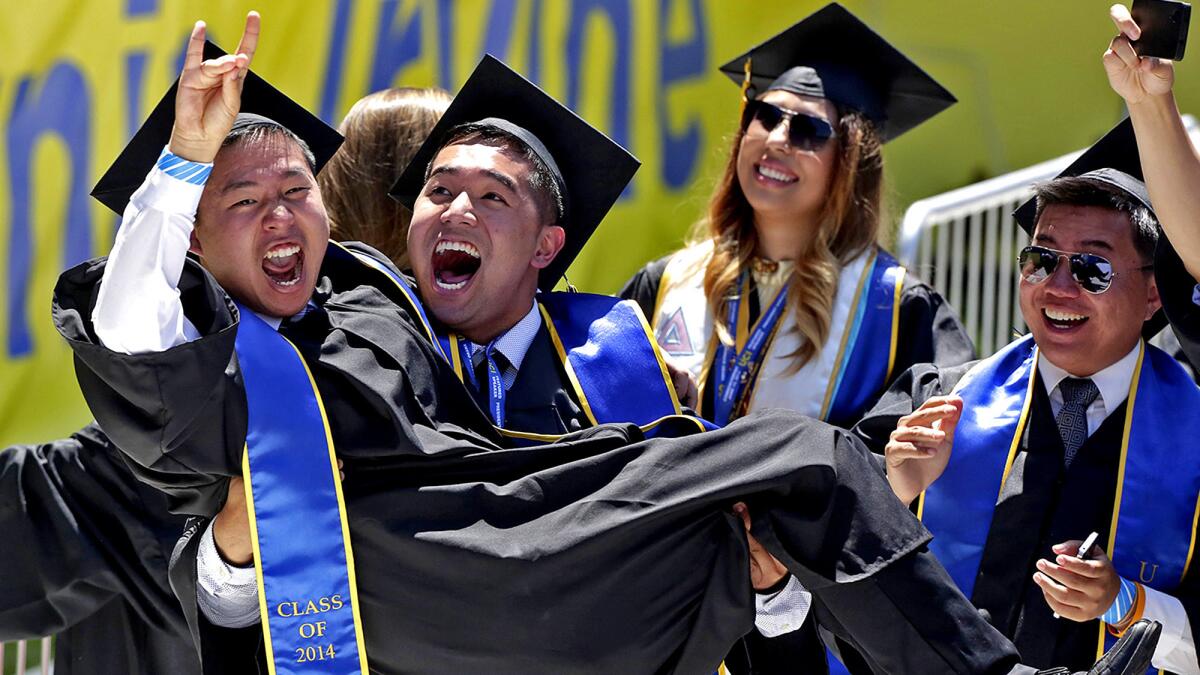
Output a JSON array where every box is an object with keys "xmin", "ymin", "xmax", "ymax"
[
  {"xmin": 319, "ymin": 87, "xmax": 452, "ymax": 269},
  {"xmin": 621, "ymin": 3, "xmax": 973, "ymax": 433}
]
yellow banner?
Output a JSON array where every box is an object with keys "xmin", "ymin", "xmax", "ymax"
[{"xmin": 1, "ymin": 0, "xmax": 1193, "ymax": 444}]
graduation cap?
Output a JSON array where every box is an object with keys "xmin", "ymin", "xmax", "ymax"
[
  {"xmin": 717, "ymin": 2, "xmax": 956, "ymax": 142},
  {"xmin": 390, "ymin": 55, "xmax": 640, "ymax": 289},
  {"xmin": 92, "ymin": 41, "xmax": 343, "ymax": 215},
  {"xmin": 1013, "ymin": 118, "xmax": 1150, "ymax": 233}
]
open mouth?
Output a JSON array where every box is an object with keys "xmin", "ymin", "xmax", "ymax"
[
  {"xmin": 755, "ymin": 163, "xmax": 798, "ymax": 185},
  {"xmin": 1043, "ymin": 308, "xmax": 1088, "ymax": 331},
  {"xmin": 431, "ymin": 240, "xmax": 481, "ymax": 291},
  {"xmin": 262, "ymin": 243, "xmax": 304, "ymax": 288}
]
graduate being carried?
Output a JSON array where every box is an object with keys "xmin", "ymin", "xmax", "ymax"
[{"xmin": 54, "ymin": 10, "xmax": 1162, "ymax": 675}]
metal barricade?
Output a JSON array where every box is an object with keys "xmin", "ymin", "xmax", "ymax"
[
  {"xmin": 1, "ymin": 637, "xmax": 52, "ymax": 675},
  {"xmin": 897, "ymin": 115, "xmax": 1199, "ymax": 357}
]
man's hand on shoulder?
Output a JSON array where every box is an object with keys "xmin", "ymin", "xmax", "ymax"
[
  {"xmin": 664, "ymin": 356, "xmax": 698, "ymax": 410},
  {"xmin": 168, "ymin": 12, "xmax": 260, "ymax": 163}
]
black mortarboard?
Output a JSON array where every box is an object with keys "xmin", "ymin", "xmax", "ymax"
[
  {"xmin": 92, "ymin": 41, "xmax": 343, "ymax": 215},
  {"xmin": 390, "ymin": 55, "xmax": 639, "ymax": 290},
  {"xmin": 1013, "ymin": 118, "xmax": 1151, "ymax": 234},
  {"xmin": 717, "ymin": 2, "xmax": 956, "ymax": 142}
]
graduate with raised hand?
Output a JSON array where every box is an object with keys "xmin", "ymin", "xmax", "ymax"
[
  {"xmin": 858, "ymin": 112, "xmax": 1200, "ymax": 675},
  {"xmin": 54, "ymin": 11, "xmax": 1163, "ymax": 675}
]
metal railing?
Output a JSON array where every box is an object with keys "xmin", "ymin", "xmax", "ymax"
[
  {"xmin": 1, "ymin": 637, "xmax": 52, "ymax": 675},
  {"xmin": 897, "ymin": 115, "xmax": 1200, "ymax": 357}
]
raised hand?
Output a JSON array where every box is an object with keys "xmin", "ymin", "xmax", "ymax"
[
  {"xmin": 1104, "ymin": 4, "xmax": 1175, "ymax": 105},
  {"xmin": 884, "ymin": 395, "xmax": 963, "ymax": 506},
  {"xmin": 168, "ymin": 11, "xmax": 261, "ymax": 163}
]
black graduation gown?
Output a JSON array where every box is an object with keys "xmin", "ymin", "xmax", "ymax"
[
  {"xmin": 53, "ymin": 246, "xmax": 1024, "ymax": 674},
  {"xmin": 619, "ymin": 253, "xmax": 975, "ymax": 429},
  {"xmin": 853, "ymin": 358, "xmax": 1200, "ymax": 673},
  {"xmin": 1157, "ymin": 234, "xmax": 1200, "ymax": 375},
  {"xmin": 0, "ymin": 424, "xmax": 198, "ymax": 675},
  {"xmin": 622, "ymin": 256, "xmax": 975, "ymax": 673}
]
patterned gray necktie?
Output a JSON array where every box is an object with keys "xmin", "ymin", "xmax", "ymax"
[{"xmin": 1055, "ymin": 377, "xmax": 1100, "ymax": 467}]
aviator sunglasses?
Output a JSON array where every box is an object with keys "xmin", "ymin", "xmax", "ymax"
[
  {"xmin": 1018, "ymin": 245, "xmax": 1151, "ymax": 294},
  {"xmin": 741, "ymin": 99, "xmax": 837, "ymax": 151}
]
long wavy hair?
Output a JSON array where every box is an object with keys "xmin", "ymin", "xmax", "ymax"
[
  {"xmin": 319, "ymin": 87, "xmax": 452, "ymax": 269},
  {"xmin": 695, "ymin": 103, "xmax": 885, "ymax": 374}
]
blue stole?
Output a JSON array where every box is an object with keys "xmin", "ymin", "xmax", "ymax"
[
  {"xmin": 235, "ymin": 305, "xmax": 369, "ymax": 674},
  {"xmin": 337, "ymin": 245, "xmax": 710, "ymax": 437},
  {"xmin": 919, "ymin": 335, "xmax": 1200, "ymax": 668},
  {"xmin": 235, "ymin": 245, "xmax": 712, "ymax": 673},
  {"xmin": 821, "ymin": 249, "xmax": 906, "ymax": 425},
  {"xmin": 437, "ymin": 291, "xmax": 692, "ymax": 431}
]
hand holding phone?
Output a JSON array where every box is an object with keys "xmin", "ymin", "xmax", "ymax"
[
  {"xmin": 1132, "ymin": 0, "xmax": 1191, "ymax": 61},
  {"xmin": 1051, "ymin": 532, "xmax": 1101, "ymax": 619}
]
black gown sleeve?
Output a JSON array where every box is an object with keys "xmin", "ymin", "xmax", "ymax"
[
  {"xmin": 0, "ymin": 424, "xmax": 189, "ymax": 643},
  {"xmin": 1155, "ymin": 232, "xmax": 1200, "ymax": 369},
  {"xmin": 617, "ymin": 255, "xmax": 671, "ymax": 321},
  {"xmin": 53, "ymin": 256, "xmax": 246, "ymax": 516},
  {"xmin": 892, "ymin": 275, "xmax": 976, "ymax": 376},
  {"xmin": 168, "ymin": 519, "xmax": 263, "ymax": 675}
]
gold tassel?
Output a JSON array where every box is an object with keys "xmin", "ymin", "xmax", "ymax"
[{"xmin": 739, "ymin": 57, "xmax": 753, "ymax": 116}]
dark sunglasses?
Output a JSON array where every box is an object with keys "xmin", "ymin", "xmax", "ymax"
[
  {"xmin": 1018, "ymin": 245, "xmax": 1151, "ymax": 294},
  {"xmin": 741, "ymin": 99, "xmax": 837, "ymax": 151}
]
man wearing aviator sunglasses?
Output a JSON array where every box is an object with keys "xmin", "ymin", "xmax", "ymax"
[
  {"xmin": 853, "ymin": 114, "xmax": 1200, "ymax": 675},
  {"xmin": 1019, "ymin": 245, "xmax": 1154, "ymax": 296}
]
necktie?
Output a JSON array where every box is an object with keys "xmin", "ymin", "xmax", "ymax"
[
  {"xmin": 465, "ymin": 343, "xmax": 511, "ymax": 426},
  {"xmin": 1055, "ymin": 377, "xmax": 1100, "ymax": 467}
]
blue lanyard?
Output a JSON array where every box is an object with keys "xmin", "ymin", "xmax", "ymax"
[
  {"xmin": 460, "ymin": 340, "xmax": 507, "ymax": 427},
  {"xmin": 712, "ymin": 272, "xmax": 790, "ymax": 425}
]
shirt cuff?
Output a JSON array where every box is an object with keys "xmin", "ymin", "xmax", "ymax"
[
  {"xmin": 1142, "ymin": 584, "xmax": 1192, "ymax": 668},
  {"xmin": 753, "ymin": 576, "xmax": 812, "ymax": 638},
  {"xmin": 130, "ymin": 147, "xmax": 211, "ymax": 216},
  {"xmin": 196, "ymin": 520, "xmax": 262, "ymax": 628}
]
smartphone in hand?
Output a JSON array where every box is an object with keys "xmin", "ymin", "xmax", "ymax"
[
  {"xmin": 1132, "ymin": 0, "xmax": 1191, "ymax": 61},
  {"xmin": 1051, "ymin": 532, "xmax": 1101, "ymax": 619}
]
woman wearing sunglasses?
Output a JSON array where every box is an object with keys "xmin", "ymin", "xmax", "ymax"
[
  {"xmin": 620, "ymin": 6, "xmax": 974, "ymax": 672},
  {"xmin": 622, "ymin": 3, "xmax": 972, "ymax": 433}
]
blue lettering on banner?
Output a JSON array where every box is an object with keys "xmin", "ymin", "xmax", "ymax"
[
  {"xmin": 436, "ymin": 0, "xmax": 455, "ymax": 88},
  {"xmin": 658, "ymin": 0, "xmax": 706, "ymax": 189},
  {"xmin": 482, "ymin": 0, "xmax": 520, "ymax": 64},
  {"xmin": 370, "ymin": 0, "xmax": 423, "ymax": 92},
  {"xmin": 319, "ymin": 0, "xmax": 355, "ymax": 123},
  {"xmin": 116, "ymin": 49, "xmax": 152, "ymax": 241},
  {"xmin": 7, "ymin": 62, "xmax": 93, "ymax": 358},
  {"xmin": 567, "ymin": 0, "xmax": 632, "ymax": 197},
  {"xmin": 125, "ymin": 0, "xmax": 158, "ymax": 18},
  {"xmin": 124, "ymin": 51, "xmax": 149, "ymax": 142},
  {"xmin": 526, "ymin": 0, "xmax": 545, "ymax": 83}
]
